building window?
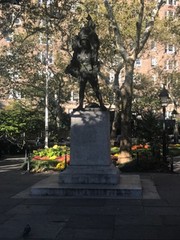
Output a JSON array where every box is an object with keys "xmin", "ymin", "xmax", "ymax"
[
  {"xmin": 165, "ymin": 44, "xmax": 176, "ymax": 54},
  {"xmin": 166, "ymin": 0, "xmax": 177, "ymax": 5},
  {"xmin": 38, "ymin": 52, "xmax": 46, "ymax": 64},
  {"xmin": 39, "ymin": 19, "xmax": 46, "ymax": 27},
  {"xmin": 5, "ymin": 31, "xmax": 14, "ymax": 42},
  {"xmin": 152, "ymin": 75, "xmax": 158, "ymax": 83},
  {"xmin": 70, "ymin": 4, "xmax": 76, "ymax": 12},
  {"xmin": 70, "ymin": 91, "xmax": 79, "ymax": 102},
  {"xmin": 39, "ymin": 33, "xmax": 52, "ymax": 45},
  {"xmin": 150, "ymin": 41, "xmax": 156, "ymax": 50},
  {"xmin": 9, "ymin": 90, "xmax": 21, "ymax": 99},
  {"xmin": 70, "ymin": 3, "xmax": 81, "ymax": 13},
  {"xmin": 39, "ymin": 51, "xmax": 54, "ymax": 64},
  {"xmin": 38, "ymin": 0, "xmax": 54, "ymax": 6},
  {"xmin": 151, "ymin": 58, "xmax": 157, "ymax": 67},
  {"xmin": 48, "ymin": 52, "xmax": 54, "ymax": 64},
  {"xmin": 8, "ymin": 89, "xmax": 21, "ymax": 99},
  {"xmin": 109, "ymin": 70, "xmax": 115, "ymax": 83},
  {"xmin": 165, "ymin": 60, "xmax": 178, "ymax": 70},
  {"xmin": 135, "ymin": 59, "xmax": 142, "ymax": 67},
  {"xmin": 165, "ymin": 11, "xmax": 175, "ymax": 19},
  {"xmin": 8, "ymin": 69, "xmax": 20, "ymax": 82},
  {"xmin": 6, "ymin": 50, "xmax": 13, "ymax": 56}
]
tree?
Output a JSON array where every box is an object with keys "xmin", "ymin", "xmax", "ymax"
[
  {"xmin": 135, "ymin": 110, "xmax": 162, "ymax": 161},
  {"xmin": 0, "ymin": 0, "xmax": 176, "ymax": 156},
  {"xmin": 0, "ymin": 101, "xmax": 44, "ymax": 140},
  {"xmin": 162, "ymin": 6, "xmax": 180, "ymax": 109},
  {"xmin": 103, "ymin": 0, "xmax": 165, "ymax": 163},
  {"xmin": 133, "ymin": 74, "xmax": 161, "ymax": 113},
  {"xmin": 0, "ymin": 0, "xmax": 78, "ymax": 141}
]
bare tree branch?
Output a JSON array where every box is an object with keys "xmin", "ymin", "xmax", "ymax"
[
  {"xmin": 103, "ymin": 0, "xmax": 128, "ymax": 61},
  {"xmin": 135, "ymin": 0, "xmax": 144, "ymax": 57},
  {"xmin": 138, "ymin": 0, "xmax": 165, "ymax": 54}
]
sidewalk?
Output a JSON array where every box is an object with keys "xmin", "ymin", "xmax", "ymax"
[{"xmin": 1, "ymin": 157, "xmax": 180, "ymax": 239}]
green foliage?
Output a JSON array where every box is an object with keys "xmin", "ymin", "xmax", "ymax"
[
  {"xmin": 33, "ymin": 145, "xmax": 70, "ymax": 159},
  {"xmin": 164, "ymin": 72, "xmax": 180, "ymax": 108},
  {"xmin": 133, "ymin": 74, "xmax": 161, "ymax": 112},
  {"xmin": 0, "ymin": 101, "xmax": 44, "ymax": 139},
  {"xmin": 111, "ymin": 146, "xmax": 120, "ymax": 154},
  {"xmin": 0, "ymin": 0, "xmax": 176, "ymax": 156},
  {"xmin": 135, "ymin": 110, "xmax": 162, "ymax": 146},
  {"xmin": 0, "ymin": 0, "xmax": 74, "ymax": 139},
  {"xmin": 29, "ymin": 159, "xmax": 65, "ymax": 173}
]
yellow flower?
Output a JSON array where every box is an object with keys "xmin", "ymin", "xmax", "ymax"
[
  {"xmin": 114, "ymin": 153, "xmax": 119, "ymax": 157},
  {"xmin": 55, "ymin": 162, "xmax": 65, "ymax": 170},
  {"xmin": 53, "ymin": 145, "xmax": 59, "ymax": 149}
]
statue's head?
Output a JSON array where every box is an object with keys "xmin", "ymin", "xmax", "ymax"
[
  {"xmin": 79, "ymin": 27, "xmax": 90, "ymax": 41},
  {"xmin": 78, "ymin": 15, "xmax": 96, "ymax": 40}
]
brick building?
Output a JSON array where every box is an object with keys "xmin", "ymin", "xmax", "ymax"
[{"xmin": 0, "ymin": 0, "xmax": 179, "ymax": 117}]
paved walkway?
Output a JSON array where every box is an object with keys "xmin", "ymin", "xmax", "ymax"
[{"xmin": 1, "ymin": 156, "xmax": 180, "ymax": 239}]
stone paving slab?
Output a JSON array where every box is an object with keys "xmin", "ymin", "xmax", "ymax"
[
  {"xmin": 65, "ymin": 215, "xmax": 114, "ymax": 229},
  {"xmin": 2, "ymin": 157, "xmax": 180, "ymax": 239},
  {"xmin": 144, "ymin": 206, "xmax": 180, "ymax": 215},
  {"xmin": 0, "ymin": 218, "xmax": 65, "ymax": 239},
  {"xmin": 161, "ymin": 215, "xmax": 180, "ymax": 225},
  {"xmin": 56, "ymin": 228, "xmax": 113, "ymax": 240},
  {"xmin": 142, "ymin": 199, "xmax": 168, "ymax": 206},
  {"xmin": 49, "ymin": 204, "xmax": 144, "ymax": 216},
  {"xmin": 115, "ymin": 214, "xmax": 163, "ymax": 226},
  {"xmin": 6, "ymin": 204, "xmax": 51, "ymax": 215},
  {"xmin": 9, "ymin": 213, "xmax": 70, "ymax": 223},
  {"xmin": 113, "ymin": 226, "xmax": 159, "ymax": 239}
]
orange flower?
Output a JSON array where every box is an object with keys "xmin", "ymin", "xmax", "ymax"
[{"xmin": 132, "ymin": 145, "xmax": 137, "ymax": 150}]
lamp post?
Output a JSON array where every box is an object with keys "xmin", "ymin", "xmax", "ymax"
[
  {"xmin": 159, "ymin": 85, "xmax": 169, "ymax": 162},
  {"xmin": 172, "ymin": 109, "xmax": 178, "ymax": 144}
]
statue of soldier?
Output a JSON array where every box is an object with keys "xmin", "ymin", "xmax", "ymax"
[{"xmin": 65, "ymin": 15, "xmax": 106, "ymax": 111}]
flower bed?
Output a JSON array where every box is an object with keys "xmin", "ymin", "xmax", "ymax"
[
  {"xmin": 28, "ymin": 143, "xmax": 165, "ymax": 173},
  {"xmin": 110, "ymin": 144, "xmax": 150, "ymax": 162},
  {"xmin": 29, "ymin": 145, "xmax": 70, "ymax": 172}
]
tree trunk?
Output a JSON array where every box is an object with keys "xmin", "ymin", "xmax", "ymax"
[
  {"xmin": 111, "ymin": 65, "xmax": 122, "ymax": 139},
  {"xmin": 111, "ymin": 110, "xmax": 121, "ymax": 139},
  {"xmin": 118, "ymin": 60, "xmax": 134, "ymax": 164}
]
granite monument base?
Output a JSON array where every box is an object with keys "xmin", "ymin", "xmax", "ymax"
[
  {"xmin": 59, "ymin": 110, "xmax": 120, "ymax": 185},
  {"xmin": 31, "ymin": 174, "xmax": 142, "ymax": 199},
  {"xmin": 31, "ymin": 109, "xmax": 142, "ymax": 198}
]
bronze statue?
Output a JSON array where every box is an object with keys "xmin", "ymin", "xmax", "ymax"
[{"xmin": 65, "ymin": 15, "xmax": 106, "ymax": 111}]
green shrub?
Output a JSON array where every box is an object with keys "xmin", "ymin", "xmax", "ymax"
[
  {"xmin": 33, "ymin": 145, "xmax": 70, "ymax": 160},
  {"xmin": 111, "ymin": 147, "xmax": 120, "ymax": 154},
  {"xmin": 29, "ymin": 159, "xmax": 66, "ymax": 172},
  {"xmin": 119, "ymin": 156, "xmax": 169, "ymax": 172}
]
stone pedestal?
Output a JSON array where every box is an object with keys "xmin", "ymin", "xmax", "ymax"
[
  {"xmin": 31, "ymin": 109, "xmax": 142, "ymax": 198},
  {"xmin": 59, "ymin": 109, "xmax": 120, "ymax": 184}
]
